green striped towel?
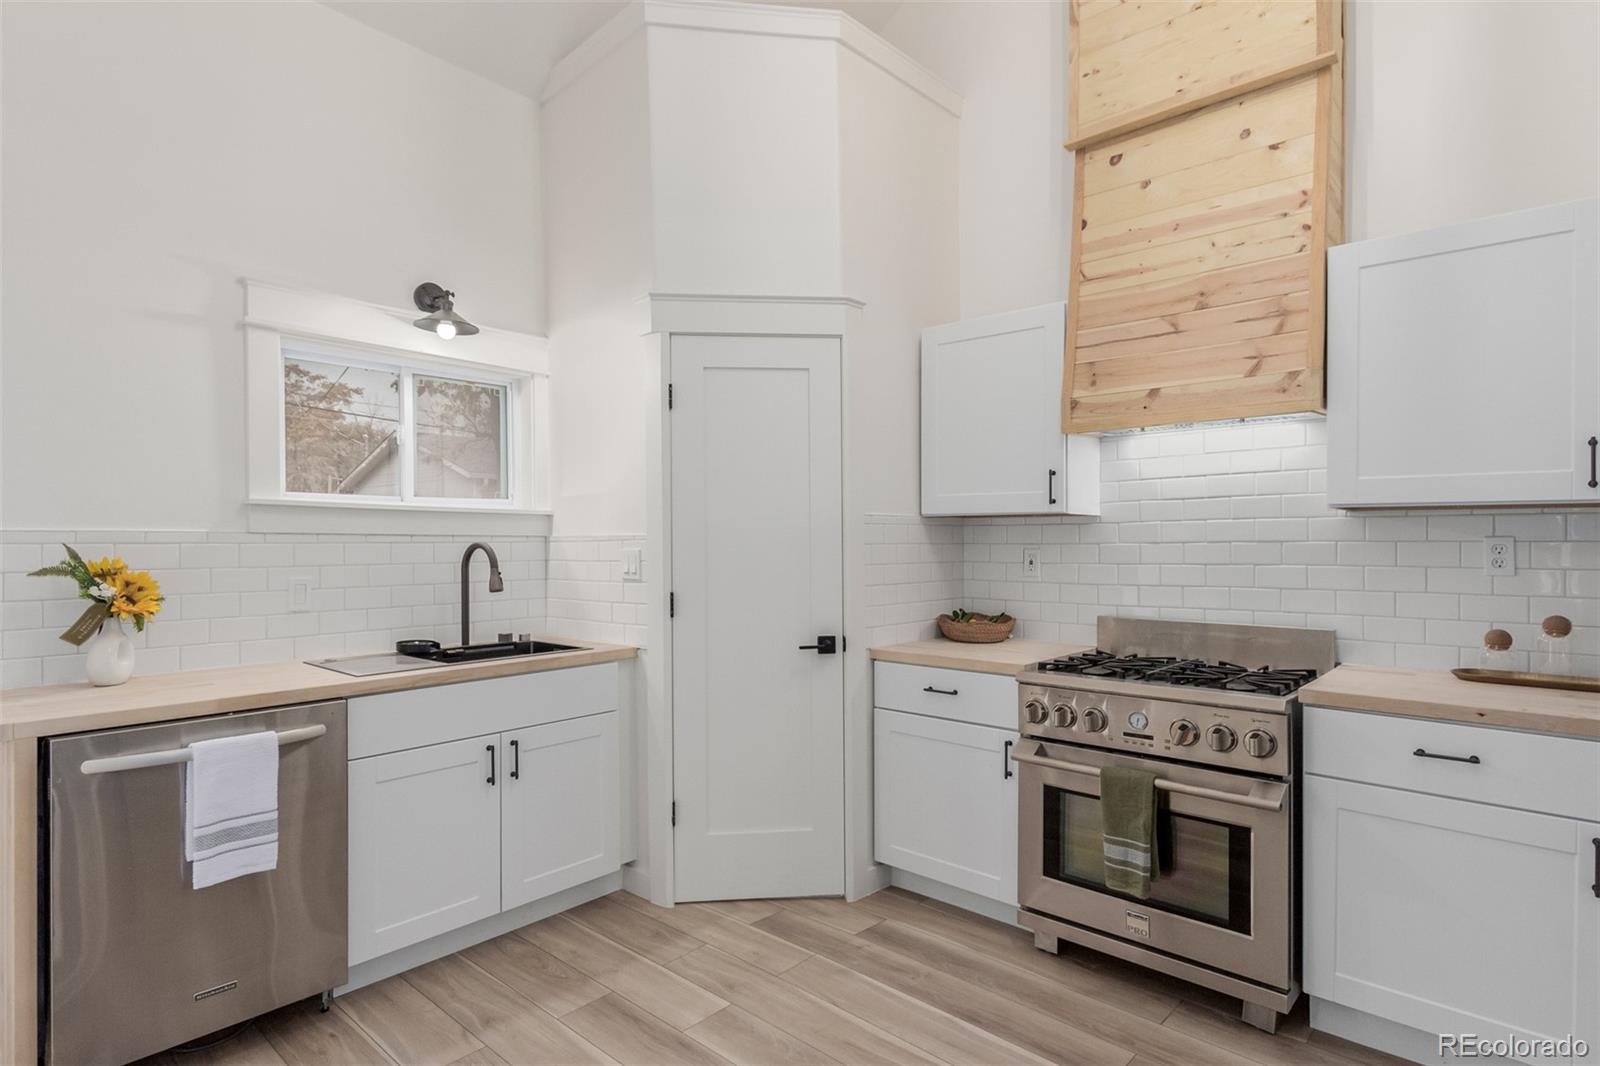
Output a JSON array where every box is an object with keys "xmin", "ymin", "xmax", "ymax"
[{"xmin": 1101, "ymin": 765, "xmax": 1158, "ymax": 899}]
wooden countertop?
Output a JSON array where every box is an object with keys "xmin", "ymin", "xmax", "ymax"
[
  {"xmin": 0, "ymin": 640, "xmax": 637, "ymax": 741},
  {"xmin": 1301, "ymin": 664, "xmax": 1600, "ymax": 740},
  {"xmin": 869, "ymin": 638, "xmax": 1090, "ymax": 676}
]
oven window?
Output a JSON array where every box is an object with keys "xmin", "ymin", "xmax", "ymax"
[{"xmin": 1041, "ymin": 784, "xmax": 1252, "ymax": 934}]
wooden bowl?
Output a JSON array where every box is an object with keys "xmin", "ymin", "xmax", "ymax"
[{"xmin": 937, "ymin": 613, "xmax": 1015, "ymax": 644}]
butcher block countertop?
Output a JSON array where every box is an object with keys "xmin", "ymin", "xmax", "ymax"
[
  {"xmin": 1301, "ymin": 664, "xmax": 1600, "ymax": 740},
  {"xmin": 0, "ymin": 640, "xmax": 637, "ymax": 741},
  {"xmin": 870, "ymin": 638, "xmax": 1089, "ymax": 676}
]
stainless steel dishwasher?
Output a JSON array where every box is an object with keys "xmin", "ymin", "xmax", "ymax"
[{"xmin": 43, "ymin": 701, "xmax": 347, "ymax": 1065}]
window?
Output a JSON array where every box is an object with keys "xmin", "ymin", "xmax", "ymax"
[
  {"xmin": 244, "ymin": 280, "xmax": 548, "ymax": 533},
  {"xmin": 280, "ymin": 344, "xmax": 513, "ymax": 505}
]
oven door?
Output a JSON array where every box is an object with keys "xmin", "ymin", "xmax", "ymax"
[{"xmin": 1015, "ymin": 738, "xmax": 1291, "ymax": 991}]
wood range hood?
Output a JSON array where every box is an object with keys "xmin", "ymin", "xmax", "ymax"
[{"xmin": 1061, "ymin": 0, "xmax": 1345, "ymax": 434}]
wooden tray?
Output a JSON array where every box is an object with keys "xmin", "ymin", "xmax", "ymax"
[{"xmin": 1451, "ymin": 668, "xmax": 1600, "ymax": 693}]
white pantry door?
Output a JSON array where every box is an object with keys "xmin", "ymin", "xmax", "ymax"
[{"xmin": 670, "ymin": 333, "xmax": 844, "ymax": 900}]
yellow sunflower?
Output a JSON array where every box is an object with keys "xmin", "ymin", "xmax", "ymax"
[
  {"xmin": 109, "ymin": 569, "xmax": 163, "ymax": 631},
  {"xmin": 87, "ymin": 556, "xmax": 128, "ymax": 582}
]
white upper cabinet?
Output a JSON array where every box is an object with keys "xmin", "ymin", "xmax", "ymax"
[
  {"xmin": 922, "ymin": 303, "xmax": 1100, "ymax": 516},
  {"xmin": 1328, "ymin": 199, "xmax": 1599, "ymax": 507}
]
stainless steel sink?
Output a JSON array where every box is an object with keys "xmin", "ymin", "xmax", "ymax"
[{"xmin": 308, "ymin": 639, "xmax": 584, "ymax": 677}]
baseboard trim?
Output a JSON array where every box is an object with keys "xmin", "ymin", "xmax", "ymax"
[
  {"xmin": 338, "ymin": 870, "xmax": 623, "ymax": 995},
  {"xmin": 1310, "ymin": 997, "xmax": 1457, "ymax": 1066},
  {"xmin": 886, "ymin": 867, "xmax": 1021, "ymax": 926}
]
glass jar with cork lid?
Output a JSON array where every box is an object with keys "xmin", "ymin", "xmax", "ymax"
[
  {"xmin": 1478, "ymin": 628, "xmax": 1516, "ymax": 670},
  {"xmin": 1535, "ymin": 614, "xmax": 1573, "ymax": 676}
]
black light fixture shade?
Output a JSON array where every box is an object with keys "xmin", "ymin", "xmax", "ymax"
[{"xmin": 412, "ymin": 282, "xmax": 479, "ymax": 338}]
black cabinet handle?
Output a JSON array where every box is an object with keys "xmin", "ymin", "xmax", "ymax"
[
  {"xmin": 1413, "ymin": 747, "xmax": 1480, "ymax": 765},
  {"xmin": 923, "ymin": 685, "xmax": 959, "ymax": 696},
  {"xmin": 1588, "ymin": 436, "xmax": 1598, "ymax": 489},
  {"xmin": 1048, "ymin": 468, "xmax": 1058, "ymax": 506},
  {"xmin": 486, "ymin": 743, "xmax": 496, "ymax": 785},
  {"xmin": 510, "ymin": 739, "xmax": 520, "ymax": 780},
  {"xmin": 1003, "ymin": 739, "xmax": 1014, "ymax": 779},
  {"xmin": 798, "ymin": 636, "xmax": 837, "ymax": 654},
  {"xmin": 1591, "ymin": 838, "xmax": 1598, "ymax": 899}
]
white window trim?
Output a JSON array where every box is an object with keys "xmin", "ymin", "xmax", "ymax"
[{"xmin": 244, "ymin": 279, "xmax": 552, "ymax": 535}]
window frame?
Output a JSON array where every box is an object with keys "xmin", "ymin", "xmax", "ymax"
[
  {"xmin": 244, "ymin": 280, "xmax": 550, "ymax": 534},
  {"xmin": 278, "ymin": 340, "xmax": 520, "ymax": 510}
]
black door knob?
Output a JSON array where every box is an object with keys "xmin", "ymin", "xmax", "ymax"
[{"xmin": 798, "ymin": 635, "xmax": 838, "ymax": 654}]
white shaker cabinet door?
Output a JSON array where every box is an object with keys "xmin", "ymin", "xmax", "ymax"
[
  {"xmin": 501, "ymin": 712, "xmax": 620, "ymax": 911},
  {"xmin": 922, "ymin": 303, "xmax": 1100, "ymax": 517},
  {"xmin": 1328, "ymin": 198, "xmax": 1599, "ymax": 506},
  {"xmin": 874, "ymin": 708, "xmax": 1018, "ymax": 905},
  {"xmin": 348, "ymin": 735, "xmax": 501, "ymax": 965},
  {"xmin": 1306, "ymin": 775, "xmax": 1600, "ymax": 1063}
]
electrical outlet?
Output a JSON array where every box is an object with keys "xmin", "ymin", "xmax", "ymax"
[
  {"xmin": 1022, "ymin": 547, "xmax": 1040, "ymax": 579},
  {"xmin": 1483, "ymin": 536, "xmax": 1516, "ymax": 575},
  {"xmin": 288, "ymin": 574, "xmax": 314, "ymax": 612}
]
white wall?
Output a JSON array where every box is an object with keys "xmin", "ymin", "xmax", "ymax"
[
  {"xmin": 542, "ymin": 31, "xmax": 655, "ymax": 539},
  {"xmin": 878, "ymin": 0, "xmax": 1070, "ymax": 318},
  {"xmin": 839, "ymin": 50, "xmax": 961, "ymax": 519},
  {"xmin": 0, "ymin": 1, "xmax": 544, "ymax": 532},
  {"xmin": 1346, "ymin": 0, "xmax": 1600, "ymax": 239},
  {"xmin": 647, "ymin": 25, "xmax": 844, "ymax": 296}
]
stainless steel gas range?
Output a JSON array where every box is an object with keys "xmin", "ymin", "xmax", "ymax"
[{"xmin": 1011, "ymin": 617, "xmax": 1336, "ymax": 1033}]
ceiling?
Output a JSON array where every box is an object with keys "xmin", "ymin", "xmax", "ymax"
[{"xmin": 325, "ymin": 0, "xmax": 906, "ymax": 100}]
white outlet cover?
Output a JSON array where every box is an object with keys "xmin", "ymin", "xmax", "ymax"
[
  {"xmin": 1022, "ymin": 547, "xmax": 1041, "ymax": 579},
  {"xmin": 1482, "ymin": 536, "xmax": 1516, "ymax": 575}
]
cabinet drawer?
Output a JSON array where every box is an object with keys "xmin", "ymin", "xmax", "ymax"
[
  {"xmin": 873, "ymin": 662, "xmax": 1018, "ymax": 729},
  {"xmin": 1305, "ymin": 706, "xmax": 1600, "ymax": 820},
  {"xmin": 348, "ymin": 664, "xmax": 618, "ymax": 759}
]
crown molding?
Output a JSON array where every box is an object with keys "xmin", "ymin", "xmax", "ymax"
[
  {"xmin": 639, "ymin": 291, "xmax": 864, "ymax": 335},
  {"xmin": 542, "ymin": 0, "xmax": 961, "ymax": 117}
]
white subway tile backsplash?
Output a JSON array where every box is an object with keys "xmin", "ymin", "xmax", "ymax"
[
  {"xmin": 1, "ymin": 531, "xmax": 550, "ymax": 687},
  {"xmin": 960, "ymin": 419, "xmax": 1597, "ymax": 668}
]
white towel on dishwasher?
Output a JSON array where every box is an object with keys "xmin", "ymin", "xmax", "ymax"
[{"xmin": 184, "ymin": 730, "xmax": 279, "ymax": 889}]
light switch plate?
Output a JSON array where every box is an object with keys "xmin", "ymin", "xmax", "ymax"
[
  {"xmin": 1483, "ymin": 536, "xmax": 1515, "ymax": 575},
  {"xmin": 289, "ymin": 574, "xmax": 313, "ymax": 612},
  {"xmin": 622, "ymin": 548, "xmax": 643, "ymax": 581}
]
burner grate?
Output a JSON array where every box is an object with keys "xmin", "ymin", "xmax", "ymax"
[{"xmin": 1038, "ymin": 651, "xmax": 1318, "ymax": 695}]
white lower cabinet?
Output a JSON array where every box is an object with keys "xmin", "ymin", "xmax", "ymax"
[
  {"xmin": 1305, "ymin": 708, "xmax": 1600, "ymax": 1064},
  {"xmin": 347, "ymin": 736, "xmax": 502, "ymax": 965},
  {"xmin": 501, "ymin": 713, "xmax": 620, "ymax": 910},
  {"xmin": 347, "ymin": 666, "xmax": 622, "ymax": 968},
  {"xmin": 874, "ymin": 706, "xmax": 1018, "ymax": 905}
]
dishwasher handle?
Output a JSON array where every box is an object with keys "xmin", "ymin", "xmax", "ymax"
[{"xmin": 78, "ymin": 724, "xmax": 328, "ymax": 776}]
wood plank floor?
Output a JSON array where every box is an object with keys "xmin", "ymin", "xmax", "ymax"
[{"xmin": 140, "ymin": 888, "xmax": 1409, "ymax": 1066}]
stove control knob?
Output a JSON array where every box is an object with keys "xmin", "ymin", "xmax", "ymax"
[
  {"xmin": 1206, "ymin": 724, "xmax": 1238, "ymax": 753},
  {"xmin": 1024, "ymin": 698, "xmax": 1049, "ymax": 725},
  {"xmin": 1079, "ymin": 707, "xmax": 1108, "ymax": 733},
  {"xmin": 1050, "ymin": 702, "xmax": 1076, "ymax": 728},
  {"xmin": 1243, "ymin": 728, "xmax": 1278, "ymax": 759},
  {"xmin": 1169, "ymin": 719, "xmax": 1199, "ymax": 747}
]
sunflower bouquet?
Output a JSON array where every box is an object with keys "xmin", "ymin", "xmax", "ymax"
[{"xmin": 29, "ymin": 544, "xmax": 164, "ymax": 645}]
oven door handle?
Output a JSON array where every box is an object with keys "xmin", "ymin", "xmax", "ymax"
[{"xmin": 1008, "ymin": 746, "xmax": 1285, "ymax": 812}]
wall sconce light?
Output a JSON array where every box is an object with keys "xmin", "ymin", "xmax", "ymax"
[{"xmin": 412, "ymin": 282, "xmax": 479, "ymax": 339}]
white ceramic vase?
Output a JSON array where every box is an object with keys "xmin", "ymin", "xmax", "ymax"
[{"xmin": 85, "ymin": 618, "xmax": 135, "ymax": 686}]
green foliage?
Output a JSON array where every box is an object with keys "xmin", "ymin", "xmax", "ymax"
[{"xmin": 949, "ymin": 608, "xmax": 1013, "ymax": 624}]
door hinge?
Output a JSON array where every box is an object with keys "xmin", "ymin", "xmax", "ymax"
[
  {"xmin": 667, "ymin": 383, "xmax": 673, "ymax": 409},
  {"xmin": 669, "ymin": 592, "xmax": 676, "ymax": 618},
  {"xmin": 671, "ymin": 800, "xmax": 678, "ymax": 826}
]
